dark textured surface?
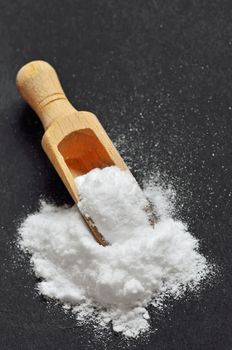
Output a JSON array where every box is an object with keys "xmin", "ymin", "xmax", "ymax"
[{"xmin": 1, "ymin": 1, "xmax": 232, "ymax": 349}]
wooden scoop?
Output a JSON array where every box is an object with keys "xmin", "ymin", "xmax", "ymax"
[{"xmin": 16, "ymin": 60, "xmax": 155, "ymax": 245}]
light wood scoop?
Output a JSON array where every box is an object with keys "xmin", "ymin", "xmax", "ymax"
[{"xmin": 16, "ymin": 60, "xmax": 155, "ymax": 245}]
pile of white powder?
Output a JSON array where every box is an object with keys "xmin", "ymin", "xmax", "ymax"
[{"xmin": 19, "ymin": 166, "xmax": 211, "ymax": 338}]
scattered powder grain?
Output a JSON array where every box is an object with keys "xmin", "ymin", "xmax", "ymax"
[{"xmin": 19, "ymin": 166, "xmax": 210, "ymax": 338}]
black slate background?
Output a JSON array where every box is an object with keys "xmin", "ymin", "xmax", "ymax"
[{"xmin": 1, "ymin": 1, "xmax": 232, "ymax": 349}]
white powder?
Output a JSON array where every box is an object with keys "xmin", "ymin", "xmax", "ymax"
[
  {"xmin": 19, "ymin": 166, "xmax": 211, "ymax": 338},
  {"xmin": 76, "ymin": 166, "xmax": 152, "ymax": 244}
]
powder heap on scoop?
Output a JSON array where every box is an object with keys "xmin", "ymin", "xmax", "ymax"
[
  {"xmin": 76, "ymin": 166, "xmax": 152, "ymax": 244},
  {"xmin": 19, "ymin": 166, "xmax": 211, "ymax": 338}
]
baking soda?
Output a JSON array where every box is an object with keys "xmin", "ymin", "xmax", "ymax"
[
  {"xmin": 76, "ymin": 166, "xmax": 152, "ymax": 244},
  {"xmin": 19, "ymin": 166, "xmax": 211, "ymax": 338}
]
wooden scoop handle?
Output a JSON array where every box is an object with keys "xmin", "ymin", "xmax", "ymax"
[{"xmin": 16, "ymin": 60, "xmax": 76, "ymax": 130}]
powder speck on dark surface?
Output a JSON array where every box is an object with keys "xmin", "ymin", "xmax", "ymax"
[{"xmin": 0, "ymin": 1, "xmax": 232, "ymax": 349}]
